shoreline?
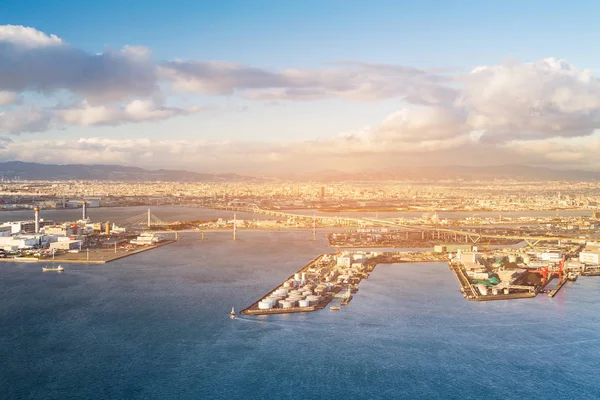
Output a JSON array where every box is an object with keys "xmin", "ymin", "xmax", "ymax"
[{"xmin": 0, "ymin": 240, "xmax": 177, "ymax": 264}]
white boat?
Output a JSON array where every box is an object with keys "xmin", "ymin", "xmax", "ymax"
[
  {"xmin": 42, "ymin": 265, "xmax": 64, "ymax": 272},
  {"xmin": 230, "ymin": 306, "xmax": 236, "ymax": 319}
]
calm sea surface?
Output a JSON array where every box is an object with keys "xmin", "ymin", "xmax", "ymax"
[{"xmin": 1, "ymin": 210, "xmax": 600, "ymax": 399}]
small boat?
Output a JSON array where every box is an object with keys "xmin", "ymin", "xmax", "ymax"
[
  {"xmin": 42, "ymin": 265, "xmax": 64, "ymax": 272},
  {"xmin": 567, "ymin": 272, "xmax": 578, "ymax": 282},
  {"xmin": 230, "ymin": 306, "xmax": 236, "ymax": 319},
  {"xmin": 330, "ymin": 306, "xmax": 341, "ymax": 311}
]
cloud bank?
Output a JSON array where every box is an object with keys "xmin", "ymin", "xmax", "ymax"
[{"xmin": 2, "ymin": 25, "xmax": 600, "ymax": 171}]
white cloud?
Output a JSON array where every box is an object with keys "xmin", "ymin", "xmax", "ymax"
[
  {"xmin": 459, "ymin": 58, "xmax": 600, "ymax": 142},
  {"xmin": 0, "ymin": 107, "xmax": 55, "ymax": 134},
  {"xmin": 0, "ymin": 91, "xmax": 17, "ymax": 106},
  {"xmin": 0, "ymin": 25, "xmax": 63, "ymax": 48},
  {"xmin": 0, "ymin": 25, "xmax": 157, "ymax": 102},
  {"xmin": 159, "ymin": 61, "xmax": 452, "ymax": 103},
  {"xmin": 0, "ymin": 99, "xmax": 203, "ymax": 134}
]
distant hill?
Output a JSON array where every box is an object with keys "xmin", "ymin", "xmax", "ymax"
[
  {"xmin": 293, "ymin": 165, "xmax": 600, "ymax": 182},
  {"xmin": 0, "ymin": 161, "xmax": 250, "ymax": 181},
  {"xmin": 0, "ymin": 161, "xmax": 597, "ymax": 182}
]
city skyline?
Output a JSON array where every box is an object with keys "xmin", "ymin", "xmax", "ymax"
[{"xmin": 2, "ymin": 1, "xmax": 600, "ymax": 173}]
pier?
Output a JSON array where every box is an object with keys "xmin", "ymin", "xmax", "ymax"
[
  {"xmin": 242, "ymin": 251, "xmax": 448, "ymax": 316},
  {"xmin": 449, "ymin": 260, "xmax": 538, "ymax": 301},
  {"xmin": 0, "ymin": 239, "xmax": 177, "ymax": 264}
]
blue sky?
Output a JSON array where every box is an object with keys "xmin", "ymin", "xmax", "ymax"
[
  {"xmin": 1, "ymin": 1, "xmax": 600, "ymax": 173},
  {"xmin": 4, "ymin": 0, "xmax": 599, "ymax": 68}
]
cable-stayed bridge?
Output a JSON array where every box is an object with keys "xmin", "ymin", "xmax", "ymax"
[
  {"xmin": 121, "ymin": 209, "xmax": 169, "ymax": 228},
  {"xmin": 210, "ymin": 202, "xmax": 583, "ymax": 245}
]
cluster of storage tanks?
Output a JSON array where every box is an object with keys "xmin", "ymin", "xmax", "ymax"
[
  {"xmin": 257, "ymin": 272, "xmax": 327, "ymax": 310},
  {"xmin": 476, "ymin": 284, "xmax": 510, "ymax": 296}
]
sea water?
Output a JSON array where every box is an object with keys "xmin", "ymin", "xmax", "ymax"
[{"xmin": 1, "ymin": 231, "xmax": 600, "ymax": 399}]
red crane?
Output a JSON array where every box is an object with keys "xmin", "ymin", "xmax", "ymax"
[{"xmin": 528, "ymin": 255, "xmax": 566, "ymax": 283}]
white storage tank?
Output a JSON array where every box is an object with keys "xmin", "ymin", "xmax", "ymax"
[
  {"xmin": 280, "ymin": 301, "xmax": 293, "ymax": 309},
  {"xmin": 258, "ymin": 301, "xmax": 273, "ymax": 310},
  {"xmin": 298, "ymin": 300, "xmax": 310, "ymax": 307},
  {"xmin": 504, "ymin": 288, "xmax": 510, "ymax": 295},
  {"xmin": 477, "ymin": 284, "xmax": 488, "ymax": 296},
  {"xmin": 294, "ymin": 273, "xmax": 302, "ymax": 281},
  {"xmin": 508, "ymin": 255, "xmax": 517, "ymax": 263},
  {"xmin": 283, "ymin": 282, "xmax": 292, "ymax": 288}
]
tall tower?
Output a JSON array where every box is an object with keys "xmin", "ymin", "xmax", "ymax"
[
  {"xmin": 320, "ymin": 186, "xmax": 325, "ymax": 202},
  {"xmin": 82, "ymin": 201, "xmax": 87, "ymax": 220},
  {"xmin": 147, "ymin": 208, "xmax": 151, "ymax": 228},
  {"xmin": 233, "ymin": 213, "xmax": 237, "ymax": 240},
  {"xmin": 34, "ymin": 206, "xmax": 40, "ymax": 234}
]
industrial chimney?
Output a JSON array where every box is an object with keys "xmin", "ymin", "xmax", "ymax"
[
  {"xmin": 82, "ymin": 201, "xmax": 87, "ymax": 220},
  {"xmin": 105, "ymin": 221, "xmax": 111, "ymax": 235},
  {"xmin": 34, "ymin": 206, "xmax": 40, "ymax": 234}
]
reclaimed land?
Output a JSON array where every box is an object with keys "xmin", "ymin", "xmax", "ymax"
[
  {"xmin": 241, "ymin": 251, "xmax": 449, "ymax": 316},
  {"xmin": 449, "ymin": 260, "xmax": 538, "ymax": 302},
  {"xmin": 0, "ymin": 240, "xmax": 177, "ymax": 264}
]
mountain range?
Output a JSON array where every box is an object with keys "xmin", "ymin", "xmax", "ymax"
[
  {"xmin": 0, "ymin": 161, "xmax": 249, "ymax": 181},
  {"xmin": 0, "ymin": 162, "xmax": 598, "ymax": 182}
]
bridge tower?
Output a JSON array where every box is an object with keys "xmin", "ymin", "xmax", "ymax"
[{"xmin": 233, "ymin": 213, "xmax": 237, "ymax": 241}]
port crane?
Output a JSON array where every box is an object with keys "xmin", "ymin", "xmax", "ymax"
[{"xmin": 527, "ymin": 255, "xmax": 565, "ymax": 283}]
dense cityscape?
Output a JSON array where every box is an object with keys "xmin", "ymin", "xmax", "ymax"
[{"xmin": 1, "ymin": 179, "xmax": 600, "ymax": 212}]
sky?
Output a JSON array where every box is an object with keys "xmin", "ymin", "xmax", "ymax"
[{"xmin": 1, "ymin": 0, "xmax": 600, "ymax": 174}]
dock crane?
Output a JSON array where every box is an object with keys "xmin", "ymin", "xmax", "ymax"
[
  {"xmin": 528, "ymin": 255, "xmax": 565, "ymax": 284},
  {"xmin": 483, "ymin": 240, "xmax": 491, "ymax": 255}
]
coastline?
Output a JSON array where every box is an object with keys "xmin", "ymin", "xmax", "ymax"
[{"xmin": 0, "ymin": 240, "xmax": 177, "ymax": 264}]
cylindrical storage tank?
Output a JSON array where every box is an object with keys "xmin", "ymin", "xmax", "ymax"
[
  {"xmin": 504, "ymin": 288, "xmax": 510, "ymax": 295},
  {"xmin": 283, "ymin": 282, "xmax": 292, "ymax": 288},
  {"xmin": 258, "ymin": 301, "xmax": 273, "ymax": 310},
  {"xmin": 278, "ymin": 300, "xmax": 287, "ymax": 308},
  {"xmin": 275, "ymin": 289, "xmax": 288, "ymax": 296},
  {"xmin": 508, "ymin": 255, "xmax": 517, "ymax": 263},
  {"xmin": 280, "ymin": 301, "xmax": 293, "ymax": 309},
  {"xmin": 298, "ymin": 300, "xmax": 310, "ymax": 307},
  {"xmin": 294, "ymin": 273, "xmax": 302, "ymax": 281},
  {"xmin": 478, "ymin": 284, "xmax": 488, "ymax": 296},
  {"xmin": 281, "ymin": 300, "xmax": 296, "ymax": 308},
  {"xmin": 301, "ymin": 272, "xmax": 307, "ymax": 281},
  {"xmin": 303, "ymin": 291, "xmax": 312, "ymax": 296},
  {"xmin": 492, "ymin": 288, "xmax": 499, "ymax": 295},
  {"xmin": 523, "ymin": 256, "xmax": 530, "ymax": 264}
]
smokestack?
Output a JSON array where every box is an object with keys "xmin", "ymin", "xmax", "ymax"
[
  {"xmin": 82, "ymin": 201, "xmax": 87, "ymax": 220},
  {"xmin": 34, "ymin": 206, "xmax": 40, "ymax": 234},
  {"xmin": 105, "ymin": 221, "xmax": 111, "ymax": 235}
]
